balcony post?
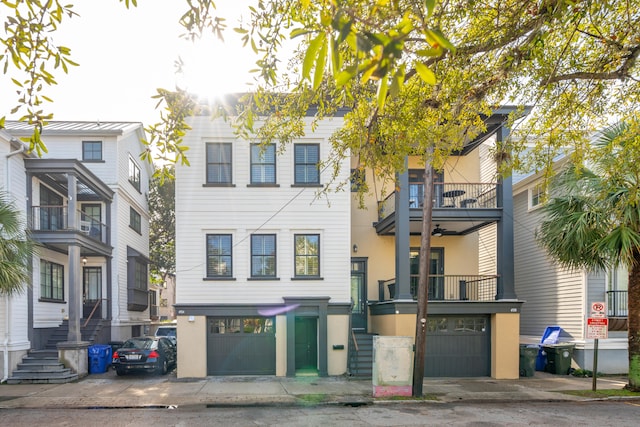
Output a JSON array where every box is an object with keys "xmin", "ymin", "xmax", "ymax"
[
  {"xmin": 496, "ymin": 126, "xmax": 517, "ymax": 299},
  {"xmin": 395, "ymin": 163, "xmax": 412, "ymax": 300}
]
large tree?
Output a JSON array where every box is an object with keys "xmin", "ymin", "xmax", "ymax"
[
  {"xmin": 536, "ymin": 118, "xmax": 640, "ymax": 391},
  {"xmin": 148, "ymin": 168, "xmax": 176, "ymax": 287},
  {"xmin": 3, "ymin": 0, "xmax": 640, "ymax": 395},
  {"xmin": 0, "ymin": 191, "xmax": 34, "ymax": 296}
]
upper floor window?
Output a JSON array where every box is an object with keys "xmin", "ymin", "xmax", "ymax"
[
  {"xmin": 130, "ymin": 207, "xmax": 141, "ymax": 234},
  {"xmin": 40, "ymin": 260, "xmax": 64, "ymax": 301},
  {"xmin": 129, "ymin": 157, "xmax": 141, "ymax": 192},
  {"xmin": 529, "ymin": 183, "xmax": 546, "ymax": 210},
  {"xmin": 82, "ymin": 141, "xmax": 102, "ymax": 161},
  {"xmin": 294, "ymin": 234, "xmax": 320, "ymax": 277},
  {"xmin": 206, "ymin": 234, "xmax": 232, "ymax": 278},
  {"xmin": 134, "ymin": 259, "xmax": 147, "ymax": 291},
  {"xmin": 251, "ymin": 234, "xmax": 276, "ymax": 278},
  {"xmin": 250, "ymin": 143, "xmax": 276, "ymax": 184},
  {"xmin": 206, "ymin": 143, "xmax": 232, "ymax": 184},
  {"xmin": 294, "ymin": 144, "xmax": 320, "ymax": 185}
]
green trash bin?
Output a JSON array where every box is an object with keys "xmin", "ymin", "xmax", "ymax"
[
  {"xmin": 543, "ymin": 343, "xmax": 575, "ymax": 375},
  {"xmin": 519, "ymin": 344, "xmax": 538, "ymax": 377}
]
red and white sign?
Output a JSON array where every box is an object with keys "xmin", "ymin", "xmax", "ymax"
[
  {"xmin": 587, "ymin": 317, "xmax": 609, "ymax": 339},
  {"xmin": 590, "ymin": 302, "xmax": 607, "ymax": 318}
]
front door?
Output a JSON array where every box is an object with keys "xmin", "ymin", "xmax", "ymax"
[
  {"xmin": 294, "ymin": 317, "xmax": 317, "ymax": 373},
  {"xmin": 351, "ymin": 259, "xmax": 367, "ymax": 330},
  {"xmin": 83, "ymin": 266, "xmax": 102, "ymax": 318}
]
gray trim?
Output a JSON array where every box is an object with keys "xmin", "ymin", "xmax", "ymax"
[
  {"xmin": 369, "ymin": 300, "xmax": 524, "ymax": 316},
  {"xmin": 173, "ymin": 301, "xmax": 350, "ymax": 317},
  {"xmin": 496, "ymin": 126, "xmax": 517, "ymax": 300},
  {"xmin": 395, "ymin": 165, "xmax": 412, "ymax": 299}
]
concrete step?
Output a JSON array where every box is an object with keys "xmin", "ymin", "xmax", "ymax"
[
  {"xmin": 6, "ymin": 372, "xmax": 79, "ymax": 384},
  {"xmin": 17, "ymin": 362, "xmax": 66, "ymax": 371},
  {"xmin": 10, "ymin": 367, "xmax": 74, "ymax": 379}
]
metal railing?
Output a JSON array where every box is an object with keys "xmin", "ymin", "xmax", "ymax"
[
  {"xmin": 378, "ymin": 182, "xmax": 500, "ymax": 221},
  {"xmin": 30, "ymin": 205, "xmax": 108, "ymax": 244},
  {"xmin": 606, "ymin": 290, "xmax": 628, "ymax": 317},
  {"xmin": 379, "ymin": 274, "xmax": 499, "ymax": 302}
]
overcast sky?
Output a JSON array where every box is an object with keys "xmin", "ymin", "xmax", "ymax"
[{"xmin": 1, "ymin": 1, "xmax": 258, "ymax": 126}]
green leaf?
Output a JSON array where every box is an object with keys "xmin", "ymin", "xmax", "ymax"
[
  {"xmin": 424, "ymin": 0, "xmax": 436, "ymax": 18},
  {"xmin": 314, "ymin": 36, "xmax": 328, "ymax": 90},
  {"xmin": 377, "ymin": 77, "xmax": 388, "ymax": 110},
  {"xmin": 424, "ymin": 29, "xmax": 456, "ymax": 53},
  {"xmin": 303, "ymin": 33, "xmax": 324, "ymax": 81},
  {"xmin": 415, "ymin": 61, "xmax": 436, "ymax": 85},
  {"xmin": 290, "ymin": 28, "xmax": 311, "ymax": 38},
  {"xmin": 336, "ymin": 69, "xmax": 355, "ymax": 87}
]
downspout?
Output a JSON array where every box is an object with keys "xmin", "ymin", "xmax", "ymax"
[{"xmin": 2, "ymin": 140, "xmax": 26, "ymax": 383}]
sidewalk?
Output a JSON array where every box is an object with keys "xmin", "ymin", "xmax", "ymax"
[{"xmin": 0, "ymin": 369, "xmax": 631, "ymax": 409}]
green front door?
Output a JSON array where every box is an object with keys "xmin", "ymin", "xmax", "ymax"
[{"xmin": 294, "ymin": 317, "xmax": 317, "ymax": 373}]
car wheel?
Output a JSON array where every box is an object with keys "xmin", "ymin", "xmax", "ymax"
[
  {"xmin": 157, "ymin": 358, "xmax": 168, "ymax": 375},
  {"xmin": 116, "ymin": 367, "xmax": 126, "ymax": 376}
]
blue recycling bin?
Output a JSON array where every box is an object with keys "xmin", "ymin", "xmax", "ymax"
[
  {"xmin": 536, "ymin": 326, "xmax": 562, "ymax": 371},
  {"xmin": 88, "ymin": 344, "xmax": 112, "ymax": 374}
]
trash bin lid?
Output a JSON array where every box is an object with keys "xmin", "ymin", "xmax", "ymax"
[{"xmin": 540, "ymin": 326, "xmax": 562, "ymax": 345}]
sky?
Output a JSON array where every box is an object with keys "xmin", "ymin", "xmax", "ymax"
[{"xmin": 1, "ymin": 0, "xmax": 259, "ymax": 126}]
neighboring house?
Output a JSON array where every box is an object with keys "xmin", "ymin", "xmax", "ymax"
[
  {"xmin": 175, "ymin": 106, "xmax": 525, "ymax": 379},
  {"xmin": 150, "ymin": 273, "xmax": 176, "ymax": 321},
  {"xmin": 175, "ymin": 113, "xmax": 351, "ymax": 377},
  {"xmin": 1, "ymin": 121, "xmax": 152, "ymax": 382},
  {"xmin": 513, "ymin": 162, "xmax": 628, "ymax": 374}
]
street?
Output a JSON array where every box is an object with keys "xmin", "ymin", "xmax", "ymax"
[{"xmin": 1, "ymin": 400, "xmax": 638, "ymax": 426}]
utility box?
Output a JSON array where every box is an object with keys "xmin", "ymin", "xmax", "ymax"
[{"xmin": 372, "ymin": 336, "xmax": 414, "ymax": 397}]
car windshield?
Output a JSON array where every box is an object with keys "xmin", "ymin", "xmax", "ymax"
[
  {"xmin": 122, "ymin": 338, "xmax": 154, "ymax": 350},
  {"xmin": 156, "ymin": 328, "xmax": 176, "ymax": 337}
]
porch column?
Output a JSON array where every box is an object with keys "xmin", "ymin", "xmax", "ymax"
[
  {"xmin": 66, "ymin": 174, "xmax": 83, "ymax": 341},
  {"xmin": 496, "ymin": 126, "xmax": 517, "ymax": 300},
  {"xmin": 394, "ymin": 163, "xmax": 412, "ymax": 299}
]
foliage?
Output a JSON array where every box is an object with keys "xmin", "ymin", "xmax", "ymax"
[
  {"xmin": 148, "ymin": 167, "xmax": 176, "ymax": 286},
  {"xmin": 0, "ymin": 191, "xmax": 34, "ymax": 295},
  {"xmin": 536, "ymin": 117, "xmax": 640, "ymax": 392}
]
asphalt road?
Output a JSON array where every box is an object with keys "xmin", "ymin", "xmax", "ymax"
[{"xmin": 2, "ymin": 400, "xmax": 639, "ymax": 426}]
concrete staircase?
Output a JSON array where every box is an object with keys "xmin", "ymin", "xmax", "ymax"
[
  {"xmin": 7, "ymin": 318, "xmax": 109, "ymax": 384},
  {"xmin": 348, "ymin": 331, "xmax": 375, "ymax": 378}
]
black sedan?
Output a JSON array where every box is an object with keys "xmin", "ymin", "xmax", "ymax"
[{"xmin": 112, "ymin": 336, "xmax": 177, "ymax": 376}]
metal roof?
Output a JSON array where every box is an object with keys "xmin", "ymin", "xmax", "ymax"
[{"xmin": 3, "ymin": 120, "xmax": 142, "ymax": 136}]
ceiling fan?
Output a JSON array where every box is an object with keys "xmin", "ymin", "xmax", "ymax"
[{"xmin": 431, "ymin": 224, "xmax": 446, "ymax": 237}]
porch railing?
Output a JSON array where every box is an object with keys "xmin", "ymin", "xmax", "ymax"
[
  {"xmin": 378, "ymin": 182, "xmax": 500, "ymax": 221},
  {"xmin": 379, "ymin": 274, "xmax": 499, "ymax": 302},
  {"xmin": 606, "ymin": 290, "xmax": 628, "ymax": 317},
  {"xmin": 30, "ymin": 205, "xmax": 108, "ymax": 244}
]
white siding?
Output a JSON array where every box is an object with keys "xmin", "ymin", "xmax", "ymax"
[
  {"xmin": 176, "ymin": 116, "xmax": 351, "ymax": 305},
  {"xmin": 513, "ymin": 188, "xmax": 585, "ymax": 339}
]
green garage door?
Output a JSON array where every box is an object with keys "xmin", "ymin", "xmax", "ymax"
[
  {"xmin": 207, "ymin": 316, "xmax": 276, "ymax": 375},
  {"xmin": 425, "ymin": 316, "xmax": 490, "ymax": 377}
]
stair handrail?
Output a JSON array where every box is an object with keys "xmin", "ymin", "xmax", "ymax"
[
  {"xmin": 82, "ymin": 298, "xmax": 104, "ymax": 328},
  {"xmin": 351, "ymin": 329, "xmax": 360, "ymax": 353}
]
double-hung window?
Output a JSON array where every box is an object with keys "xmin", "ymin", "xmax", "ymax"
[
  {"xmin": 251, "ymin": 234, "xmax": 276, "ymax": 278},
  {"xmin": 294, "ymin": 144, "xmax": 320, "ymax": 185},
  {"xmin": 529, "ymin": 183, "xmax": 546, "ymax": 210},
  {"xmin": 206, "ymin": 143, "xmax": 232, "ymax": 184},
  {"xmin": 41, "ymin": 260, "xmax": 64, "ymax": 301},
  {"xmin": 129, "ymin": 157, "xmax": 141, "ymax": 192},
  {"xmin": 250, "ymin": 143, "xmax": 276, "ymax": 185},
  {"xmin": 294, "ymin": 234, "xmax": 320, "ymax": 277},
  {"xmin": 129, "ymin": 207, "xmax": 141, "ymax": 234},
  {"xmin": 82, "ymin": 141, "xmax": 102, "ymax": 161},
  {"xmin": 206, "ymin": 234, "xmax": 233, "ymax": 278}
]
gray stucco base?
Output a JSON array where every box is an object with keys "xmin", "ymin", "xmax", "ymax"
[
  {"xmin": 57, "ymin": 341, "xmax": 91, "ymax": 378},
  {"xmin": 572, "ymin": 338, "xmax": 628, "ymax": 374}
]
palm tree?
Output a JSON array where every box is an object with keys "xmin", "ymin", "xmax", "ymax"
[
  {"xmin": 0, "ymin": 191, "xmax": 34, "ymax": 295},
  {"xmin": 536, "ymin": 119, "xmax": 640, "ymax": 392}
]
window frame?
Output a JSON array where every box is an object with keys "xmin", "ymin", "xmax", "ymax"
[
  {"xmin": 206, "ymin": 234, "xmax": 233, "ymax": 279},
  {"xmin": 250, "ymin": 143, "xmax": 277, "ymax": 185},
  {"xmin": 129, "ymin": 207, "xmax": 142, "ymax": 234},
  {"xmin": 250, "ymin": 234, "xmax": 277, "ymax": 278},
  {"xmin": 40, "ymin": 259, "xmax": 64, "ymax": 302},
  {"xmin": 205, "ymin": 142, "xmax": 233, "ymax": 185},
  {"xmin": 293, "ymin": 233, "xmax": 320, "ymax": 278},
  {"xmin": 128, "ymin": 157, "xmax": 141, "ymax": 192},
  {"xmin": 82, "ymin": 140, "xmax": 103, "ymax": 161},
  {"xmin": 293, "ymin": 143, "xmax": 320, "ymax": 185},
  {"xmin": 529, "ymin": 183, "xmax": 546, "ymax": 210}
]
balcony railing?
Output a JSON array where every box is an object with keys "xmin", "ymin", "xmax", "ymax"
[
  {"xmin": 378, "ymin": 274, "xmax": 499, "ymax": 302},
  {"xmin": 30, "ymin": 205, "xmax": 108, "ymax": 244},
  {"xmin": 607, "ymin": 290, "xmax": 628, "ymax": 317},
  {"xmin": 378, "ymin": 182, "xmax": 500, "ymax": 221}
]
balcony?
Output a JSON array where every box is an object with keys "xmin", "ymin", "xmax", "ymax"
[
  {"xmin": 376, "ymin": 182, "xmax": 502, "ymax": 236},
  {"xmin": 606, "ymin": 290, "xmax": 628, "ymax": 331},
  {"xmin": 29, "ymin": 205, "xmax": 111, "ymax": 256},
  {"xmin": 378, "ymin": 274, "xmax": 499, "ymax": 302}
]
